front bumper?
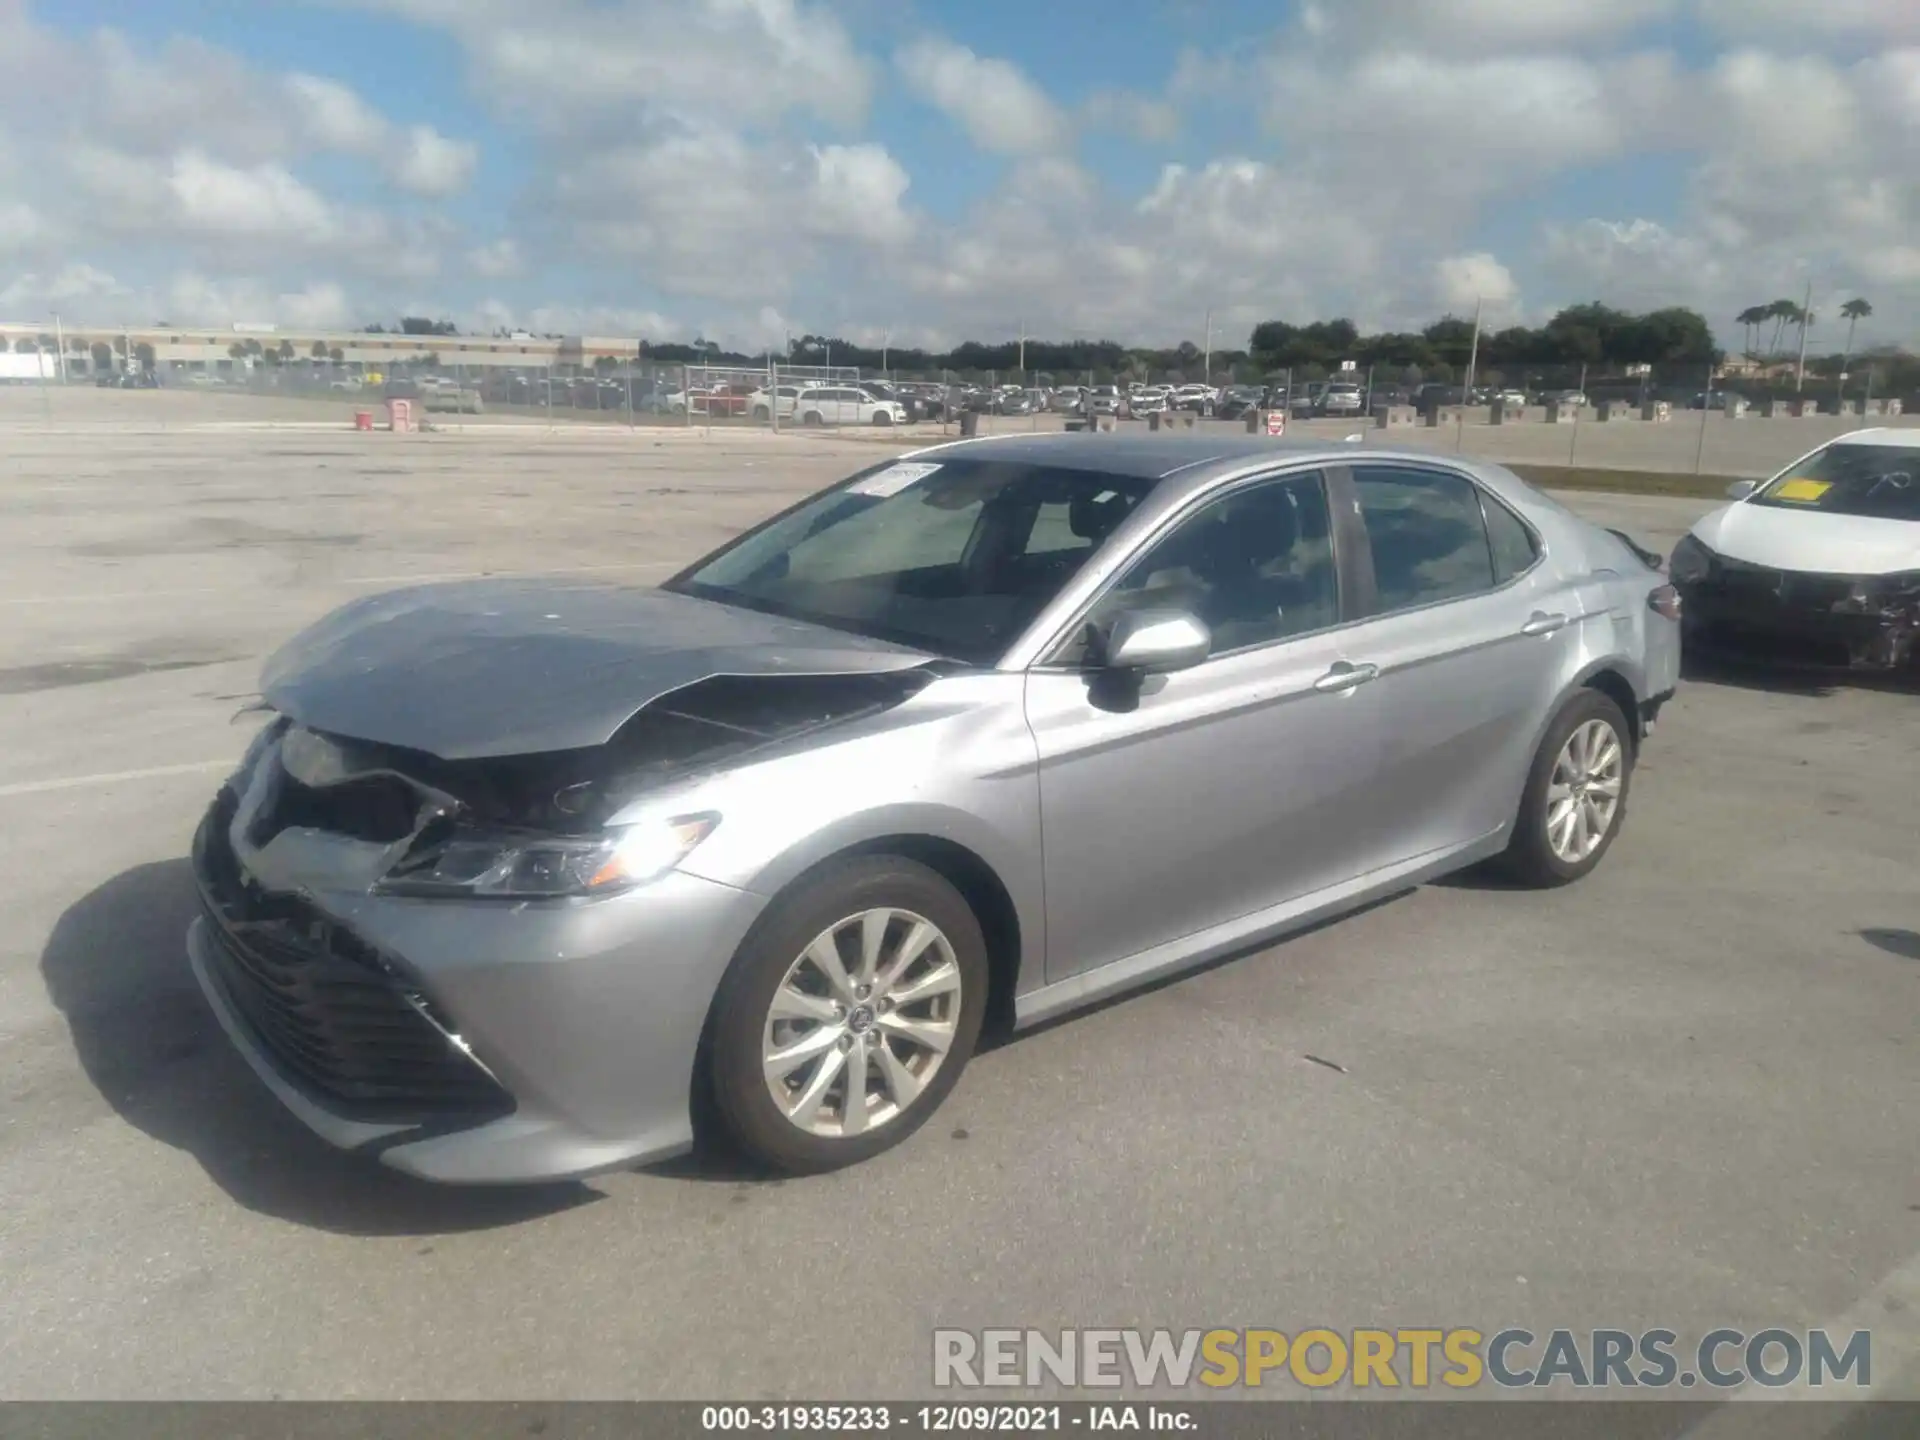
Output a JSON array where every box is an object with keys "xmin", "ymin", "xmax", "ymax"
[
  {"xmin": 1678, "ymin": 567, "xmax": 1920, "ymax": 672},
  {"xmin": 187, "ymin": 754, "xmax": 768, "ymax": 1184}
]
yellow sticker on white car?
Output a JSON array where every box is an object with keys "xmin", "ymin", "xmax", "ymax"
[{"xmin": 1771, "ymin": 477, "xmax": 1832, "ymax": 502}]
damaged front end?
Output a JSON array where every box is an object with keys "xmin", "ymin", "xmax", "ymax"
[
  {"xmin": 190, "ymin": 668, "xmax": 934, "ymax": 1138},
  {"xmin": 1676, "ymin": 555, "xmax": 1920, "ymax": 672}
]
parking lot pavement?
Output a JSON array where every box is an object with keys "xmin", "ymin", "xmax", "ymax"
[{"xmin": 1, "ymin": 424, "xmax": 1915, "ymax": 1401}]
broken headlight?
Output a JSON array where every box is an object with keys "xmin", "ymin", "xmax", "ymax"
[
  {"xmin": 1667, "ymin": 534, "xmax": 1715, "ymax": 585},
  {"xmin": 375, "ymin": 812, "xmax": 719, "ymax": 899}
]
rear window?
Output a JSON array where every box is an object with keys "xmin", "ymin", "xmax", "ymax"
[{"xmin": 1753, "ymin": 444, "xmax": 1920, "ymax": 521}]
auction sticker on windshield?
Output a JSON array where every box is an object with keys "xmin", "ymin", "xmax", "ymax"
[
  {"xmin": 850, "ymin": 463, "xmax": 942, "ymax": 498},
  {"xmin": 1771, "ymin": 478, "xmax": 1832, "ymax": 503}
]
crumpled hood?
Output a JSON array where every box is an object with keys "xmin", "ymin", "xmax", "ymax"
[
  {"xmin": 1693, "ymin": 502, "xmax": 1920, "ymax": 576},
  {"xmin": 259, "ymin": 579, "xmax": 934, "ymax": 760}
]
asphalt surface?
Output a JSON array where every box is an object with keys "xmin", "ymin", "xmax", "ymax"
[{"xmin": 0, "ymin": 417, "xmax": 1915, "ymax": 1406}]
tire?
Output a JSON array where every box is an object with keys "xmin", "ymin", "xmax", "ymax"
[
  {"xmin": 752, "ymin": 405, "xmax": 770, "ymax": 421},
  {"xmin": 1497, "ymin": 688, "xmax": 1633, "ymax": 888},
  {"xmin": 802, "ymin": 410, "xmax": 823, "ymax": 427},
  {"xmin": 708, "ymin": 855, "xmax": 989, "ymax": 1174},
  {"xmin": 871, "ymin": 411, "xmax": 893, "ymax": 426}
]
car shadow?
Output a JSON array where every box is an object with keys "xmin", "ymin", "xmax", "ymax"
[
  {"xmin": 40, "ymin": 857, "xmax": 597, "ymax": 1235},
  {"xmin": 1860, "ymin": 928, "xmax": 1920, "ymax": 962},
  {"xmin": 1681, "ymin": 648, "xmax": 1920, "ymax": 698}
]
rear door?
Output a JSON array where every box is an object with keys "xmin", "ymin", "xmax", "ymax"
[{"xmin": 1327, "ymin": 461, "xmax": 1581, "ymax": 860}]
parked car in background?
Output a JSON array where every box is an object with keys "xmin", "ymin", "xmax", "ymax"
[
  {"xmin": 1215, "ymin": 386, "xmax": 1265, "ymax": 421},
  {"xmin": 1317, "ymin": 383, "xmax": 1364, "ymax": 415},
  {"xmin": 1669, "ymin": 430, "xmax": 1920, "ymax": 672},
  {"xmin": 1172, "ymin": 385, "xmax": 1217, "ymax": 415},
  {"xmin": 794, "ymin": 385, "xmax": 907, "ymax": 426},
  {"xmin": 1085, "ymin": 386, "xmax": 1124, "ymax": 418},
  {"xmin": 1130, "ymin": 388, "xmax": 1169, "ymax": 416},
  {"xmin": 1495, "ymin": 389, "xmax": 1528, "ymax": 408},
  {"xmin": 1414, "ymin": 384, "xmax": 1467, "ymax": 410},
  {"xmin": 188, "ymin": 434, "xmax": 1680, "ymax": 1181},
  {"xmin": 750, "ymin": 385, "xmax": 801, "ymax": 422}
]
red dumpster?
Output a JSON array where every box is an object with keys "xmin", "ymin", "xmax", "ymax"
[{"xmin": 354, "ymin": 410, "xmax": 373, "ymax": 431}]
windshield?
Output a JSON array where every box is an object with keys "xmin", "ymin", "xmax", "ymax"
[
  {"xmin": 1752, "ymin": 443, "xmax": 1920, "ymax": 521},
  {"xmin": 666, "ymin": 459, "xmax": 1159, "ymax": 663}
]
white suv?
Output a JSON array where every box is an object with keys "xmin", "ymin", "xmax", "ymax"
[{"xmin": 793, "ymin": 386, "xmax": 908, "ymax": 426}]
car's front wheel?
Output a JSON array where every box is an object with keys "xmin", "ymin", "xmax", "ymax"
[
  {"xmin": 708, "ymin": 856, "xmax": 988, "ymax": 1173},
  {"xmin": 1499, "ymin": 689, "xmax": 1632, "ymax": 887}
]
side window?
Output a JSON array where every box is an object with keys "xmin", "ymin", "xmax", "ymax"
[
  {"xmin": 1352, "ymin": 466, "xmax": 1496, "ymax": 613},
  {"xmin": 1070, "ymin": 471, "xmax": 1339, "ymax": 659},
  {"xmin": 1482, "ymin": 493, "xmax": 1540, "ymax": 584}
]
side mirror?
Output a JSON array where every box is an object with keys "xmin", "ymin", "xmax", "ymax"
[
  {"xmin": 1726, "ymin": 479, "xmax": 1759, "ymax": 501},
  {"xmin": 1098, "ymin": 609, "xmax": 1212, "ymax": 673}
]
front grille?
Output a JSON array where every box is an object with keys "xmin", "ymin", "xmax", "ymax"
[
  {"xmin": 1704, "ymin": 561, "xmax": 1857, "ymax": 611},
  {"xmin": 194, "ymin": 792, "xmax": 514, "ymax": 1124}
]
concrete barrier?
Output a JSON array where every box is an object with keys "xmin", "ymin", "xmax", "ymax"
[
  {"xmin": 1423, "ymin": 405, "xmax": 1466, "ymax": 428},
  {"xmin": 1095, "ymin": 416, "xmax": 1116, "ymax": 432},
  {"xmin": 1597, "ymin": 400, "xmax": 1637, "ymax": 422},
  {"xmin": 1722, "ymin": 396, "xmax": 1750, "ymax": 419},
  {"xmin": 1761, "ymin": 397, "xmax": 1794, "ymax": 418},
  {"xmin": 1489, "ymin": 401, "xmax": 1526, "ymax": 425},
  {"xmin": 1548, "ymin": 401, "xmax": 1580, "ymax": 424},
  {"xmin": 1642, "ymin": 401, "xmax": 1672, "ymax": 423},
  {"xmin": 1829, "ymin": 398, "xmax": 1861, "ymax": 417},
  {"xmin": 1863, "ymin": 399, "xmax": 1886, "ymax": 416},
  {"xmin": 1886, "ymin": 399, "xmax": 1904, "ymax": 416},
  {"xmin": 1374, "ymin": 405, "xmax": 1417, "ymax": 429}
]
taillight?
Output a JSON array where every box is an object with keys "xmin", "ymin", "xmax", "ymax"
[{"xmin": 1649, "ymin": 584, "xmax": 1682, "ymax": 621}]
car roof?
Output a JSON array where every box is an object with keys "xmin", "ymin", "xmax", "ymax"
[
  {"xmin": 1830, "ymin": 427, "xmax": 1920, "ymax": 449},
  {"xmin": 904, "ymin": 431, "xmax": 1448, "ymax": 481}
]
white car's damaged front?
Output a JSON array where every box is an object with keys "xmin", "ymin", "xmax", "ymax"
[{"xmin": 1669, "ymin": 431, "xmax": 1920, "ymax": 671}]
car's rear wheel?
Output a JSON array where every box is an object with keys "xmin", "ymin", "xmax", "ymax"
[
  {"xmin": 802, "ymin": 410, "xmax": 823, "ymax": 427},
  {"xmin": 708, "ymin": 856, "xmax": 988, "ymax": 1173},
  {"xmin": 752, "ymin": 405, "xmax": 770, "ymax": 421},
  {"xmin": 1498, "ymin": 689, "xmax": 1632, "ymax": 887},
  {"xmin": 871, "ymin": 411, "xmax": 893, "ymax": 426}
]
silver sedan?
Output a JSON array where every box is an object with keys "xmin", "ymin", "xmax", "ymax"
[{"xmin": 188, "ymin": 435, "xmax": 1681, "ymax": 1181}]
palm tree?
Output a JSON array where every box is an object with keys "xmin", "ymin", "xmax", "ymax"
[
  {"xmin": 1736, "ymin": 305, "xmax": 1769, "ymax": 357},
  {"xmin": 1765, "ymin": 299, "xmax": 1798, "ymax": 355},
  {"xmin": 1839, "ymin": 298, "xmax": 1871, "ymax": 360}
]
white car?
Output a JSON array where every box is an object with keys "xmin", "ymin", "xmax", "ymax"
[
  {"xmin": 792, "ymin": 385, "xmax": 907, "ymax": 426},
  {"xmin": 1668, "ymin": 429, "xmax": 1920, "ymax": 672},
  {"xmin": 749, "ymin": 385, "xmax": 802, "ymax": 421},
  {"xmin": 1318, "ymin": 384, "xmax": 1364, "ymax": 414}
]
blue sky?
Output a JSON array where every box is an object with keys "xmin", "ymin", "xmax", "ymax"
[{"xmin": 0, "ymin": 0, "xmax": 1914, "ymax": 349}]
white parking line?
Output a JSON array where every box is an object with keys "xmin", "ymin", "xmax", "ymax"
[
  {"xmin": 0, "ymin": 758, "xmax": 238, "ymax": 799},
  {"xmin": 0, "ymin": 559, "xmax": 681, "ymax": 607},
  {"xmin": 1677, "ymin": 1244, "xmax": 1920, "ymax": 1434}
]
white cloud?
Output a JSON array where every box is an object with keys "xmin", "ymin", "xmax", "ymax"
[
  {"xmin": 1434, "ymin": 253, "xmax": 1522, "ymax": 315},
  {"xmin": 1295, "ymin": 0, "xmax": 1679, "ymax": 54},
  {"xmin": 895, "ymin": 38, "xmax": 1071, "ymax": 155},
  {"xmin": 1696, "ymin": 0, "xmax": 1920, "ymax": 41},
  {"xmin": 807, "ymin": 144, "xmax": 914, "ymax": 245},
  {"xmin": 468, "ymin": 238, "xmax": 523, "ymax": 278},
  {"xmin": 1083, "ymin": 90, "xmax": 1181, "ymax": 144},
  {"xmin": 389, "ymin": 125, "xmax": 479, "ymax": 196},
  {"xmin": 285, "ymin": 73, "xmax": 390, "ymax": 152},
  {"xmin": 167, "ymin": 152, "xmax": 344, "ymax": 242},
  {"xmin": 349, "ymin": 0, "xmax": 871, "ymax": 131}
]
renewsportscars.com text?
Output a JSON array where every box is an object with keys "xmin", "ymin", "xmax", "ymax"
[{"xmin": 933, "ymin": 1327, "xmax": 1873, "ymax": 1391}]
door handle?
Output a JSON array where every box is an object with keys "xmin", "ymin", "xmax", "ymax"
[
  {"xmin": 1313, "ymin": 661, "xmax": 1379, "ymax": 693},
  {"xmin": 1521, "ymin": 611, "xmax": 1568, "ymax": 636}
]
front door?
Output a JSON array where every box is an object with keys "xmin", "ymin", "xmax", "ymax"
[{"xmin": 1026, "ymin": 467, "xmax": 1390, "ymax": 982}]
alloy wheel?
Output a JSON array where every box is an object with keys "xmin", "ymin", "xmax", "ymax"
[
  {"xmin": 1546, "ymin": 718, "xmax": 1624, "ymax": 863},
  {"xmin": 761, "ymin": 907, "xmax": 963, "ymax": 1138}
]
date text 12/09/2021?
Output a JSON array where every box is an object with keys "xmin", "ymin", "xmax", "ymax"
[{"xmin": 702, "ymin": 1405, "xmax": 1195, "ymax": 1431}]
